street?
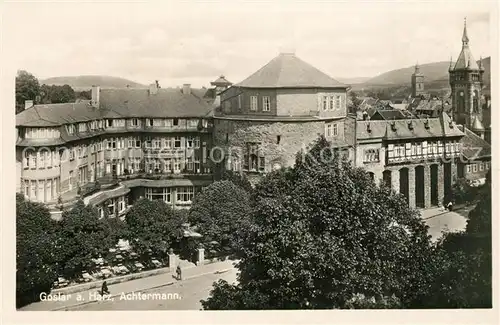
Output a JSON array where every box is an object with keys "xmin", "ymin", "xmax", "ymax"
[
  {"xmin": 67, "ymin": 268, "xmax": 238, "ymax": 310},
  {"xmin": 421, "ymin": 206, "xmax": 471, "ymax": 242}
]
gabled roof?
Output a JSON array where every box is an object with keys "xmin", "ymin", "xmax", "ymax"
[
  {"xmin": 16, "ymin": 88, "xmax": 214, "ymax": 127},
  {"xmin": 236, "ymin": 53, "xmax": 347, "ymax": 88},
  {"xmin": 461, "ymin": 127, "xmax": 490, "ymax": 159}
]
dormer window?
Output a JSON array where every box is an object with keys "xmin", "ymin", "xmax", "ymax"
[
  {"xmin": 391, "ymin": 121, "xmax": 397, "ymax": 132},
  {"xmin": 106, "ymin": 119, "xmax": 113, "ymax": 128},
  {"xmin": 66, "ymin": 124, "xmax": 75, "ymax": 135},
  {"xmin": 408, "ymin": 120, "xmax": 414, "ymax": 130}
]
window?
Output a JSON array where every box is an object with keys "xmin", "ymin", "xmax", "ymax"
[
  {"xmin": 114, "ymin": 119, "xmax": 125, "ymax": 127},
  {"xmin": 333, "ymin": 123, "xmax": 338, "ymax": 136},
  {"xmin": 173, "ymin": 118, "xmax": 179, "ymax": 126},
  {"xmin": 146, "ymin": 187, "xmax": 172, "ymax": 203},
  {"xmin": 66, "ymin": 124, "xmax": 75, "ymax": 135},
  {"xmin": 152, "ymin": 138, "xmax": 161, "ymax": 149},
  {"xmin": 153, "ymin": 119, "xmax": 163, "ymax": 127},
  {"xmin": 107, "ymin": 200, "xmax": 115, "ymax": 217},
  {"xmin": 479, "ymin": 162, "xmax": 484, "ymax": 171},
  {"xmin": 194, "ymin": 137, "xmax": 200, "ymax": 148},
  {"xmin": 329, "ymin": 96, "xmax": 334, "ymax": 110},
  {"xmin": 106, "ymin": 119, "xmax": 113, "ymax": 128},
  {"xmin": 69, "ymin": 148, "xmax": 75, "ymax": 160},
  {"xmin": 97, "ymin": 207, "xmax": 104, "ymax": 219},
  {"xmin": 130, "ymin": 118, "xmax": 139, "ymax": 127},
  {"xmin": 135, "ymin": 138, "xmax": 141, "ymax": 148},
  {"xmin": 325, "ymin": 124, "xmax": 332, "ymax": 137},
  {"xmin": 78, "ymin": 123, "xmax": 87, "ymax": 133},
  {"xmin": 117, "ymin": 196, "xmax": 126, "ymax": 213},
  {"xmin": 174, "ymin": 136, "xmax": 182, "ymax": 148},
  {"xmin": 186, "ymin": 136, "xmax": 195, "ymax": 148},
  {"xmin": 163, "ymin": 158, "xmax": 172, "ymax": 172},
  {"xmin": 173, "ymin": 159, "xmax": 181, "ymax": 172},
  {"xmin": 188, "ymin": 119, "xmax": 198, "ymax": 128},
  {"xmin": 147, "ymin": 119, "xmax": 154, "ymax": 127},
  {"xmin": 263, "ymin": 96, "xmax": 271, "ymax": 112},
  {"xmin": 107, "ymin": 138, "xmax": 116, "ymax": 149},
  {"xmin": 472, "ymin": 164, "xmax": 478, "ymax": 173},
  {"xmin": 186, "ymin": 158, "xmax": 194, "ymax": 171},
  {"xmin": 467, "ymin": 165, "xmax": 471, "ymax": 173},
  {"xmin": 335, "ymin": 95, "xmax": 341, "ymax": 110},
  {"xmin": 250, "ymin": 96, "xmax": 258, "ymax": 111},
  {"xmin": 134, "ymin": 158, "xmax": 141, "ymax": 172},
  {"xmin": 163, "ymin": 137, "xmax": 172, "ymax": 148},
  {"xmin": 128, "ymin": 137, "xmax": 134, "ymax": 148},
  {"xmin": 243, "ymin": 142, "xmax": 265, "ymax": 172},
  {"xmin": 165, "ymin": 119, "xmax": 173, "ymax": 127},
  {"xmin": 97, "ymin": 161, "xmax": 103, "ymax": 177},
  {"xmin": 176, "ymin": 187, "xmax": 195, "ymax": 203},
  {"xmin": 30, "ymin": 180, "xmax": 36, "ymax": 200},
  {"xmin": 24, "ymin": 180, "xmax": 29, "ymax": 197},
  {"xmin": 364, "ymin": 149, "xmax": 380, "ymax": 162},
  {"xmin": 486, "ymin": 161, "xmax": 490, "ymax": 170}
]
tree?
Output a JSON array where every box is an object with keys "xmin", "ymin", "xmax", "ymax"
[
  {"xmin": 201, "ymin": 136, "xmax": 436, "ymax": 309},
  {"xmin": 16, "ymin": 194, "xmax": 59, "ymax": 307},
  {"xmin": 15, "ymin": 70, "xmax": 40, "ymax": 113},
  {"xmin": 426, "ymin": 172, "xmax": 491, "ymax": 308},
  {"xmin": 348, "ymin": 91, "xmax": 363, "ymax": 113},
  {"xmin": 57, "ymin": 200, "xmax": 116, "ymax": 280},
  {"xmin": 221, "ymin": 170, "xmax": 253, "ymax": 194},
  {"xmin": 124, "ymin": 198, "xmax": 185, "ymax": 260},
  {"xmin": 189, "ymin": 180, "xmax": 253, "ymax": 254},
  {"xmin": 40, "ymin": 84, "xmax": 76, "ymax": 104}
]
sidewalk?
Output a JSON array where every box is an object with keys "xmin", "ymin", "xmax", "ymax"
[{"xmin": 19, "ymin": 259, "xmax": 236, "ymax": 311}]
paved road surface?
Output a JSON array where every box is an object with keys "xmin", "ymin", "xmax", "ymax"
[
  {"xmin": 68, "ymin": 268, "xmax": 238, "ymax": 310},
  {"xmin": 421, "ymin": 207, "xmax": 471, "ymax": 242}
]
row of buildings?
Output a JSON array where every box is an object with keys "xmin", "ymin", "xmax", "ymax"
[{"xmin": 15, "ymin": 20, "xmax": 491, "ymax": 217}]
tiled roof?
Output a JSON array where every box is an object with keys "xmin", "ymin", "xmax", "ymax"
[
  {"xmin": 461, "ymin": 127, "xmax": 490, "ymax": 159},
  {"xmin": 236, "ymin": 53, "xmax": 347, "ymax": 88},
  {"xmin": 357, "ymin": 120, "xmax": 388, "ymax": 140},
  {"xmin": 16, "ymin": 101, "xmax": 99, "ymax": 127},
  {"xmin": 357, "ymin": 113, "xmax": 463, "ymax": 141},
  {"xmin": 16, "ymin": 88, "xmax": 214, "ymax": 127},
  {"xmin": 371, "ymin": 109, "xmax": 415, "ymax": 121},
  {"xmin": 99, "ymin": 88, "xmax": 214, "ymax": 118}
]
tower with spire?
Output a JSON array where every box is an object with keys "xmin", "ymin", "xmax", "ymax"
[
  {"xmin": 449, "ymin": 17, "xmax": 485, "ymax": 137},
  {"xmin": 411, "ymin": 62, "xmax": 425, "ymax": 97}
]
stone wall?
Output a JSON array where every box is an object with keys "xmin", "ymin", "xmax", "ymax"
[{"xmin": 213, "ymin": 118, "xmax": 349, "ymax": 173}]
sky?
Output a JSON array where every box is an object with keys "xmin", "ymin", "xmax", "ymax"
[{"xmin": 2, "ymin": 0, "xmax": 495, "ymax": 88}]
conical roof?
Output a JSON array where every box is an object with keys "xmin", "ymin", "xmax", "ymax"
[
  {"xmin": 453, "ymin": 18, "xmax": 480, "ymax": 71},
  {"xmin": 471, "ymin": 115, "xmax": 485, "ymax": 131},
  {"xmin": 211, "ymin": 75, "xmax": 232, "ymax": 86},
  {"xmin": 236, "ymin": 53, "xmax": 346, "ymax": 88}
]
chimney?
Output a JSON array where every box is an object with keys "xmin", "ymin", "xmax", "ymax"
[
  {"xmin": 182, "ymin": 84, "xmax": 191, "ymax": 95},
  {"xmin": 91, "ymin": 85, "xmax": 100, "ymax": 108},
  {"xmin": 24, "ymin": 100, "xmax": 34, "ymax": 110},
  {"xmin": 149, "ymin": 83, "xmax": 158, "ymax": 95}
]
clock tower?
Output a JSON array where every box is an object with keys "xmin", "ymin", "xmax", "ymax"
[{"xmin": 449, "ymin": 18, "xmax": 485, "ymax": 136}]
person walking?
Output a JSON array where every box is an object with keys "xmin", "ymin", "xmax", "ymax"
[
  {"xmin": 176, "ymin": 265, "xmax": 182, "ymax": 281},
  {"xmin": 101, "ymin": 281, "xmax": 110, "ymax": 295}
]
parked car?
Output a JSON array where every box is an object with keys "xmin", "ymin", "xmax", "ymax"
[
  {"xmin": 100, "ymin": 267, "xmax": 113, "ymax": 278},
  {"xmin": 151, "ymin": 259, "xmax": 162, "ymax": 268}
]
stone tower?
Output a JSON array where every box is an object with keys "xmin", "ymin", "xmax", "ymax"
[
  {"xmin": 449, "ymin": 18, "xmax": 485, "ymax": 135},
  {"xmin": 411, "ymin": 63, "xmax": 425, "ymax": 97}
]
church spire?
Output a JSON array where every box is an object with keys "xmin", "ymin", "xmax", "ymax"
[
  {"xmin": 415, "ymin": 62, "xmax": 420, "ymax": 73},
  {"xmin": 462, "ymin": 17, "xmax": 469, "ymax": 46}
]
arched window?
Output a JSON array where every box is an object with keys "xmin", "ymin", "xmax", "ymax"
[
  {"xmin": 473, "ymin": 90, "xmax": 479, "ymax": 113},
  {"xmin": 457, "ymin": 91, "xmax": 465, "ymax": 112}
]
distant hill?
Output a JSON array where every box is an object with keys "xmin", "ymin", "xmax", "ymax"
[
  {"xmin": 40, "ymin": 75, "xmax": 146, "ymax": 91},
  {"xmin": 362, "ymin": 57, "xmax": 490, "ymax": 88},
  {"xmin": 335, "ymin": 76, "xmax": 371, "ymax": 85}
]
